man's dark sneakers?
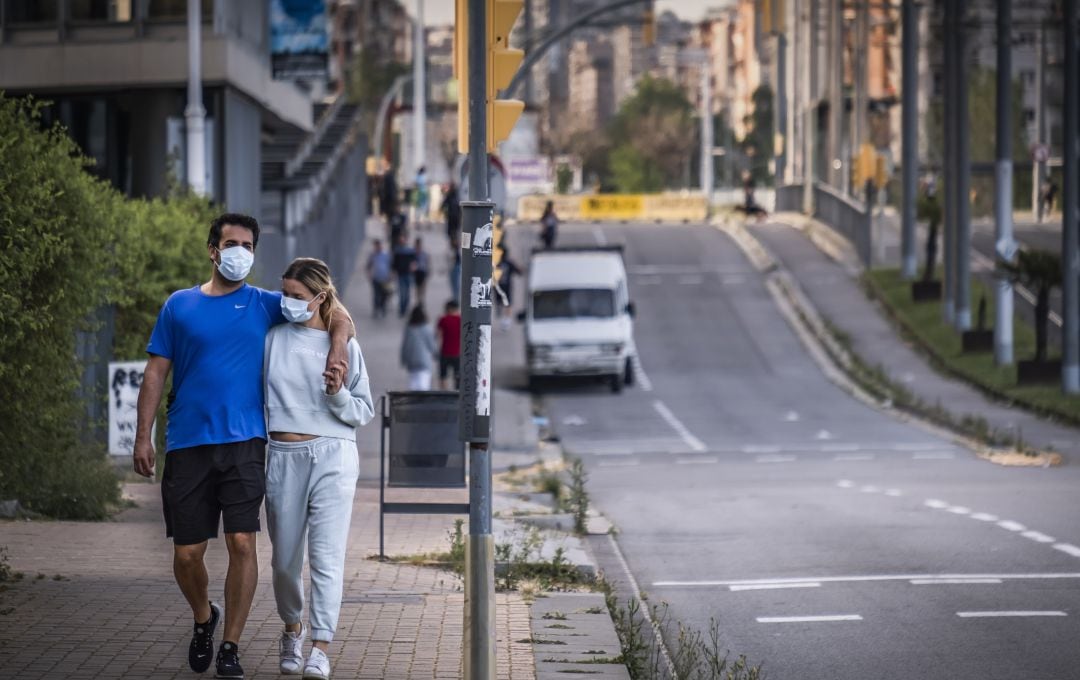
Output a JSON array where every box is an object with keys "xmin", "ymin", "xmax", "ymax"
[
  {"xmin": 215, "ymin": 641, "xmax": 245, "ymax": 679},
  {"xmin": 189, "ymin": 602, "xmax": 222, "ymax": 673}
]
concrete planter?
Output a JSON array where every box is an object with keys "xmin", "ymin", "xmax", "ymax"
[
  {"xmin": 1017, "ymin": 359, "xmax": 1062, "ymax": 386},
  {"xmin": 911, "ymin": 280, "xmax": 942, "ymax": 302},
  {"xmin": 961, "ymin": 329, "xmax": 994, "ymax": 353}
]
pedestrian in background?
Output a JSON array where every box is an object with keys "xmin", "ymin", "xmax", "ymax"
[
  {"xmin": 133, "ymin": 214, "xmax": 354, "ymax": 679},
  {"xmin": 496, "ymin": 245, "xmax": 523, "ymax": 331},
  {"xmin": 435, "ymin": 299, "xmax": 462, "ymax": 389},
  {"xmin": 365, "ymin": 239, "xmax": 392, "ymax": 319},
  {"xmin": 263, "ymin": 257, "xmax": 374, "ymax": 680},
  {"xmin": 449, "ymin": 235, "xmax": 462, "ymax": 303},
  {"xmin": 441, "ymin": 181, "xmax": 461, "ymax": 244},
  {"xmin": 391, "ymin": 234, "xmax": 418, "ymax": 318},
  {"xmin": 379, "ymin": 168, "xmax": 397, "ymax": 221},
  {"xmin": 400, "ymin": 305, "xmax": 437, "ymax": 390},
  {"xmin": 540, "ymin": 200, "xmax": 559, "ymax": 249},
  {"xmin": 413, "ymin": 237, "xmax": 430, "ymax": 305},
  {"xmin": 414, "ymin": 166, "xmax": 429, "ymax": 229}
]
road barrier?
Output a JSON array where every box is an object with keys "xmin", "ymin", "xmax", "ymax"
[{"xmin": 517, "ymin": 193, "xmax": 708, "ymax": 223}]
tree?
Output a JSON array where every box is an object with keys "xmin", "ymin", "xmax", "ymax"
[
  {"xmin": 998, "ymin": 249, "xmax": 1061, "ymax": 363},
  {"xmin": 607, "ymin": 77, "xmax": 695, "ymax": 193},
  {"xmin": 740, "ymin": 85, "xmax": 774, "ymax": 186}
]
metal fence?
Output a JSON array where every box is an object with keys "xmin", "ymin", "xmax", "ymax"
[
  {"xmin": 775, "ymin": 183, "xmax": 805, "ymax": 213},
  {"xmin": 812, "ymin": 181, "xmax": 873, "ymax": 267}
]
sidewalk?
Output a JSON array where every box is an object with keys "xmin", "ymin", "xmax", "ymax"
[
  {"xmin": 749, "ymin": 216, "xmax": 1080, "ymax": 461},
  {"xmin": 0, "ymin": 218, "xmax": 539, "ymax": 678}
]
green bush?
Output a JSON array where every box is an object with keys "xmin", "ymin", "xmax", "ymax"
[{"xmin": 0, "ymin": 94, "xmax": 216, "ymax": 519}]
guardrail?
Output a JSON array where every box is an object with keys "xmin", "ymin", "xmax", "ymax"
[
  {"xmin": 775, "ymin": 183, "xmax": 805, "ymax": 213},
  {"xmin": 812, "ymin": 181, "xmax": 873, "ymax": 267}
]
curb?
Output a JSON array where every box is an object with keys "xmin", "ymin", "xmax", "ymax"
[{"xmin": 715, "ymin": 216, "xmax": 1062, "ymax": 468}]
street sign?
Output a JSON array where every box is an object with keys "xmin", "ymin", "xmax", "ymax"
[{"xmin": 459, "ymin": 200, "xmax": 495, "ymax": 443}]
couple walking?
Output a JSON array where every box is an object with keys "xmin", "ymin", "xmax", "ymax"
[{"xmin": 134, "ymin": 214, "xmax": 374, "ymax": 680}]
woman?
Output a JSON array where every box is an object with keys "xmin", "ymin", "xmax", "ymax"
[
  {"xmin": 264, "ymin": 257, "xmax": 374, "ymax": 680},
  {"xmin": 401, "ymin": 304, "xmax": 437, "ymax": 390},
  {"xmin": 540, "ymin": 200, "xmax": 558, "ymax": 249},
  {"xmin": 413, "ymin": 237, "xmax": 430, "ymax": 304}
]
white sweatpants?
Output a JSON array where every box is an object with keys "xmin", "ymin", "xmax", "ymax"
[
  {"xmin": 408, "ymin": 369, "xmax": 432, "ymax": 390},
  {"xmin": 265, "ymin": 436, "xmax": 359, "ymax": 642}
]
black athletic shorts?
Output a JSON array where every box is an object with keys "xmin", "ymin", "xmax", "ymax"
[
  {"xmin": 161, "ymin": 438, "xmax": 267, "ymax": 545},
  {"xmin": 439, "ymin": 355, "xmax": 460, "ymax": 383}
]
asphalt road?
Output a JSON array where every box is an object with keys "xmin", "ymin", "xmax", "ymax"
[{"xmin": 504, "ymin": 220, "xmax": 1080, "ymax": 680}]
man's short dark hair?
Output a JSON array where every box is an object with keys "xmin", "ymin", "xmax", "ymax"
[
  {"xmin": 208, "ymin": 213, "xmax": 260, "ymax": 249},
  {"xmin": 446, "ymin": 299, "xmax": 460, "ymax": 311}
]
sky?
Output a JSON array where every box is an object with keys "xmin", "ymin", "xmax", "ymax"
[{"xmin": 422, "ymin": 0, "xmax": 717, "ymax": 26}]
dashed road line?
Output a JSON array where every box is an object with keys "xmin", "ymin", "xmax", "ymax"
[
  {"xmin": 730, "ymin": 582, "xmax": 821, "ymax": 592},
  {"xmin": 676, "ymin": 457, "xmax": 719, "ymax": 465},
  {"xmin": 970, "ymin": 512, "xmax": 999, "ymax": 522},
  {"xmin": 998, "ymin": 520, "xmax": 1027, "ymax": 532},
  {"xmin": 756, "ymin": 615, "xmax": 862, "ymax": 623},
  {"xmin": 653, "ymin": 573, "xmax": 1080, "ymax": 588},
  {"xmin": 946, "ymin": 506, "xmax": 972, "ymax": 515},
  {"xmin": 910, "ymin": 578, "xmax": 1002, "ymax": 585},
  {"xmin": 834, "ymin": 453, "xmax": 875, "ymax": 461},
  {"xmin": 925, "ymin": 499, "xmax": 949, "ymax": 509},
  {"xmin": 1022, "ymin": 531, "xmax": 1056, "ymax": 544},
  {"xmin": 756, "ymin": 454, "xmax": 797, "ymax": 463},
  {"xmin": 652, "ymin": 400, "xmax": 706, "ymax": 453},
  {"xmin": 1054, "ymin": 543, "xmax": 1080, "ymax": 558},
  {"xmin": 957, "ymin": 610, "xmax": 1067, "ymax": 618}
]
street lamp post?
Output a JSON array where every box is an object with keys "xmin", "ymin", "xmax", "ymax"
[{"xmin": 185, "ymin": 0, "xmax": 206, "ymax": 196}]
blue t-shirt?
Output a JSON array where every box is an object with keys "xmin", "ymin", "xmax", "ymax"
[{"xmin": 147, "ymin": 284, "xmax": 286, "ymax": 452}]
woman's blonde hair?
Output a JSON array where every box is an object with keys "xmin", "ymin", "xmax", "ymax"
[{"xmin": 282, "ymin": 257, "xmax": 346, "ymax": 330}]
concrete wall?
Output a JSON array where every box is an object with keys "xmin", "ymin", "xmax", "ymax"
[{"xmin": 223, "ymin": 88, "xmax": 262, "ymax": 219}]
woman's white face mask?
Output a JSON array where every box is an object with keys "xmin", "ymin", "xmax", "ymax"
[{"xmin": 281, "ymin": 293, "xmax": 323, "ymax": 323}]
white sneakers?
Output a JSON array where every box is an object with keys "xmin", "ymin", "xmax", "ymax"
[
  {"xmin": 278, "ymin": 626, "xmax": 306, "ymax": 675},
  {"xmin": 303, "ymin": 647, "xmax": 331, "ymax": 680}
]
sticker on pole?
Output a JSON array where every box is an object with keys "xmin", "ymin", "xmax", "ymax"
[
  {"xmin": 470, "ymin": 276, "xmax": 493, "ymax": 309},
  {"xmin": 476, "ymin": 324, "xmax": 491, "ymax": 416},
  {"xmin": 472, "ymin": 221, "xmax": 494, "ymax": 256}
]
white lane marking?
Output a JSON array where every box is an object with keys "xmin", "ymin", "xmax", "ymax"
[
  {"xmin": 743, "ymin": 445, "xmax": 781, "ymax": 454},
  {"xmin": 815, "ymin": 430, "xmax": 833, "ymax": 440},
  {"xmin": 757, "ymin": 615, "xmax": 862, "ymax": 624},
  {"xmin": 630, "ymin": 354, "xmax": 654, "ymax": 392},
  {"xmin": 592, "ymin": 227, "xmax": 608, "ymax": 246},
  {"xmin": 925, "ymin": 499, "xmax": 949, "ymax": 509},
  {"xmin": 1022, "ymin": 531, "xmax": 1057, "ymax": 544},
  {"xmin": 730, "ymin": 582, "xmax": 821, "ymax": 592},
  {"xmin": 1053, "ymin": 543, "xmax": 1080, "ymax": 558},
  {"xmin": 885, "ymin": 489, "xmax": 904, "ymax": 497},
  {"xmin": 677, "ymin": 274, "xmax": 705, "ymax": 285},
  {"xmin": 912, "ymin": 451, "xmax": 956, "ymax": 460},
  {"xmin": 998, "ymin": 520, "xmax": 1027, "ymax": 532},
  {"xmin": 836, "ymin": 480, "xmax": 856, "ymax": 488},
  {"xmin": 607, "ymin": 535, "xmax": 676, "ymax": 677},
  {"xmin": 947, "ymin": 506, "xmax": 972, "ymax": 515},
  {"xmin": 820, "ymin": 443, "xmax": 860, "ymax": 452},
  {"xmin": 836, "ymin": 454, "xmax": 875, "ymax": 461},
  {"xmin": 970, "ymin": 512, "xmax": 999, "ymax": 522},
  {"xmin": 676, "ymin": 457, "xmax": 719, "ymax": 465},
  {"xmin": 859, "ymin": 485, "xmax": 881, "ymax": 494},
  {"xmin": 910, "ymin": 578, "xmax": 1003, "ymax": 585},
  {"xmin": 756, "ymin": 454, "xmax": 797, "ymax": 463},
  {"xmin": 652, "ymin": 401, "xmax": 706, "ymax": 452},
  {"xmin": 784, "ymin": 411, "xmax": 800, "ymax": 422},
  {"xmin": 598, "ymin": 460, "xmax": 640, "ymax": 468},
  {"xmin": 653, "ymin": 573, "xmax": 1080, "ymax": 588},
  {"xmin": 957, "ymin": 611, "xmax": 1067, "ymax": 618},
  {"xmin": 562, "ymin": 415, "xmax": 586, "ymax": 426}
]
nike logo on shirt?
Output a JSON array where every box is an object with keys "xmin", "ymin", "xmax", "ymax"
[{"xmin": 235, "ymin": 304, "xmax": 247, "ymax": 309}]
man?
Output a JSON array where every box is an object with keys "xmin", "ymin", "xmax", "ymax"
[
  {"xmin": 391, "ymin": 233, "xmax": 418, "ymax": 318},
  {"xmin": 366, "ymin": 239, "xmax": 392, "ymax": 318},
  {"xmin": 441, "ymin": 182, "xmax": 461, "ymax": 244},
  {"xmin": 435, "ymin": 299, "xmax": 462, "ymax": 389},
  {"xmin": 133, "ymin": 213, "xmax": 353, "ymax": 679}
]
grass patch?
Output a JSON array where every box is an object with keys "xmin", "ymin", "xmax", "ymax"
[{"xmin": 865, "ymin": 269, "xmax": 1080, "ymax": 427}]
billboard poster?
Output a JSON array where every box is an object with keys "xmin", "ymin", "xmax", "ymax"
[{"xmin": 271, "ymin": 0, "xmax": 329, "ymax": 80}]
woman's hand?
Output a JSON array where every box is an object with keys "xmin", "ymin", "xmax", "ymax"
[{"xmin": 324, "ymin": 366, "xmax": 344, "ymax": 395}]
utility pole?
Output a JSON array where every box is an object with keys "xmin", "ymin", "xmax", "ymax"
[
  {"xmin": 701, "ymin": 57, "xmax": 715, "ymax": 209},
  {"xmin": 900, "ymin": 0, "xmax": 918, "ymax": 279},
  {"xmin": 955, "ymin": 0, "xmax": 972, "ymax": 331},
  {"xmin": 853, "ymin": 0, "xmax": 868, "ymax": 175},
  {"xmin": 943, "ymin": 0, "xmax": 957, "ymax": 325},
  {"xmin": 1063, "ymin": 0, "xmax": 1079, "ymax": 393},
  {"xmin": 185, "ymin": 0, "xmax": 206, "ymax": 195},
  {"xmin": 775, "ymin": 30, "xmax": 788, "ymax": 183},
  {"xmin": 413, "ymin": 0, "xmax": 427, "ymax": 177},
  {"xmin": 1033, "ymin": 22, "xmax": 1046, "ymax": 221},
  {"xmin": 994, "ymin": 0, "xmax": 1015, "ymax": 364},
  {"xmin": 827, "ymin": 0, "xmax": 843, "ymax": 188}
]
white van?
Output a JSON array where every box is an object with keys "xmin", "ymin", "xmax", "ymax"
[{"xmin": 523, "ymin": 247, "xmax": 637, "ymax": 392}]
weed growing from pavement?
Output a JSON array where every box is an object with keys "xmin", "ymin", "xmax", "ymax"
[
  {"xmin": 600, "ymin": 578, "xmax": 765, "ymax": 680},
  {"xmin": 567, "ymin": 458, "xmax": 590, "ymax": 535}
]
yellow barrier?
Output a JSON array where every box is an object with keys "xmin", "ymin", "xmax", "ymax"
[{"xmin": 516, "ymin": 194, "xmax": 707, "ymax": 223}]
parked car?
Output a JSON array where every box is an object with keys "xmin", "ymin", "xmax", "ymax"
[{"xmin": 523, "ymin": 247, "xmax": 637, "ymax": 392}]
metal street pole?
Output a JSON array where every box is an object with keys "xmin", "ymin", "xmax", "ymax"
[
  {"xmin": 776, "ymin": 30, "xmax": 788, "ymax": 183},
  {"xmin": 827, "ymin": 0, "xmax": 843, "ymax": 188},
  {"xmin": 994, "ymin": 0, "xmax": 1015, "ymax": 364},
  {"xmin": 461, "ymin": 1, "xmax": 496, "ymax": 678},
  {"xmin": 955, "ymin": 0, "xmax": 972, "ymax": 331},
  {"xmin": 900, "ymin": 0, "xmax": 918, "ymax": 279},
  {"xmin": 943, "ymin": 0, "xmax": 957, "ymax": 326},
  {"xmin": 853, "ymin": 1, "xmax": 868, "ymax": 167},
  {"xmin": 805, "ymin": 0, "xmax": 819, "ymax": 211},
  {"xmin": 413, "ymin": 0, "xmax": 427, "ymax": 176},
  {"xmin": 1063, "ymin": 0, "xmax": 1080, "ymax": 393},
  {"xmin": 701, "ymin": 58, "xmax": 714, "ymax": 210},
  {"xmin": 1033, "ymin": 22, "xmax": 1046, "ymax": 221},
  {"xmin": 185, "ymin": 0, "xmax": 206, "ymax": 195}
]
